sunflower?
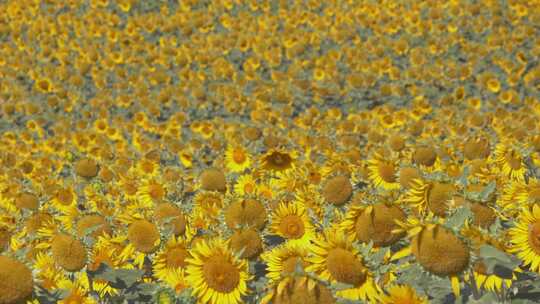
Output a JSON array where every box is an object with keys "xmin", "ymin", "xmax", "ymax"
[
  {"xmin": 193, "ymin": 191, "xmax": 225, "ymax": 222},
  {"xmin": 234, "ymin": 174, "xmax": 258, "ymax": 196},
  {"xmin": 260, "ymin": 149, "xmax": 295, "ymax": 173},
  {"xmin": 137, "ymin": 178, "xmax": 168, "ymax": 208},
  {"xmin": 185, "ymin": 238, "xmax": 251, "ymax": 304},
  {"xmin": 392, "ymin": 219, "xmax": 470, "ymax": 296},
  {"xmin": 509, "ymin": 204, "xmax": 540, "ymax": 272},
  {"xmin": 262, "ymin": 242, "xmax": 310, "ymax": 283},
  {"xmin": 404, "ymin": 179, "xmax": 455, "ymax": 216},
  {"xmin": 269, "ymin": 202, "xmax": 315, "ymax": 247},
  {"xmin": 342, "ymin": 203, "xmax": 406, "ymax": 247},
  {"xmin": 50, "ymin": 184, "xmax": 78, "ymax": 212},
  {"xmin": 367, "ymin": 155, "xmax": 401, "ymax": 190},
  {"xmin": 224, "ymin": 198, "xmax": 267, "ymax": 230},
  {"xmin": 380, "ymin": 284, "xmax": 428, "ymax": 304},
  {"xmin": 260, "ymin": 275, "xmax": 336, "ymax": 304},
  {"xmin": 306, "ymin": 227, "xmax": 381, "ymax": 302},
  {"xmin": 225, "ymin": 145, "xmax": 252, "ymax": 173},
  {"xmin": 153, "ymin": 237, "xmax": 190, "ymax": 293},
  {"xmin": 0, "ymin": 256, "xmax": 34, "ymax": 304},
  {"xmin": 492, "ymin": 143, "xmax": 528, "ymax": 182}
]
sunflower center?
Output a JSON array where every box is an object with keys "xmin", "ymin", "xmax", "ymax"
[
  {"xmin": 529, "ymin": 187, "xmax": 540, "ymax": 203},
  {"xmin": 378, "ymin": 162, "xmax": 397, "ymax": 183},
  {"xmin": 202, "ymin": 255, "xmax": 240, "ymax": 293},
  {"xmin": 528, "ymin": 221, "xmax": 540, "ymax": 254},
  {"xmin": 505, "ymin": 150, "xmax": 522, "ymax": 170},
  {"xmin": 279, "ymin": 215, "xmax": 305, "ymax": 239},
  {"xmin": 232, "ymin": 149, "xmax": 247, "ymax": 164},
  {"xmin": 427, "ymin": 183, "xmax": 454, "ymax": 216},
  {"xmin": 326, "ymin": 248, "xmax": 366, "ymax": 286},
  {"xmin": 166, "ymin": 247, "xmax": 188, "ymax": 269}
]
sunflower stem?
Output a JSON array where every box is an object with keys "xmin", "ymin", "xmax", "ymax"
[{"xmin": 469, "ymin": 269, "xmax": 481, "ymax": 300}]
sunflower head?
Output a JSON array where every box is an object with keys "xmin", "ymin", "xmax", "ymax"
[
  {"xmin": 51, "ymin": 233, "xmax": 88, "ymax": 272},
  {"xmin": 225, "ymin": 198, "xmax": 267, "ymax": 230},
  {"xmin": 262, "ymin": 276, "xmax": 335, "ymax": 304},
  {"xmin": 75, "ymin": 157, "xmax": 99, "ymax": 178},
  {"xmin": 229, "ymin": 228, "xmax": 263, "ymax": 259},
  {"xmin": 0, "ymin": 256, "xmax": 34, "ymax": 304},
  {"xmin": 345, "ymin": 203, "xmax": 406, "ymax": 247},
  {"xmin": 412, "ymin": 145, "xmax": 437, "ymax": 167},
  {"xmin": 127, "ymin": 220, "xmax": 161, "ymax": 254},
  {"xmin": 322, "ymin": 175, "xmax": 353, "ymax": 206},
  {"xmin": 76, "ymin": 214, "xmax": 112, "ymax": 239},
  {"xmin": 509, "ymin": 204, "xmax": 540, "ymax": 272},
  {"xmin": 186, "ymin": 238, "xmax": 251, "ymax": 304},
  {"xmin": 199, "ymin": 168, "xmax": 227, "ymax": 192},
  {"xmin": 411, "ymin": 225, "xmax": 470, "ymax": 277},
  {"xmin": 154, "ymin": 203, "xmax": 187, "ymax": 236},
  {"xmin": 261, "ymin": 149, "xmax": 294, "ymax": 172}
]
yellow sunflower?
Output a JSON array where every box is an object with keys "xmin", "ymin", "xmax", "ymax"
[
  {"xmin": 153, "ymin": 237, "xmax": 190, "ymax": 293},
  {"xmin": 404, "ymin": 179, "xmax": 456, "ymax": 216},
  {"xmin": 509, "ymin": 204, "xmax": 540, "ymax": 272},
  {"xmin": 233, "ymin": 174, "xmax": 258, "ymax": 196},
  {"xmin": 261, "ymin": 242, "xmax": 310, "ymax": 283},
  {"xmin": 492, "ymin": 143, "xmax": 528, "ymax": 182},
  {"xmin": 136, "ymin": 178, "xmax": 168, "ymax": 208},
  {"xmin": 225, "ymin": 145, "xmax": 252, "ymax": 173},
  {"xmin": 260, "ymin": 149, "xmax": 295, "ymax": 173},
  {"xmin": 367, "ymin": 155, "xmax": 401, "ymax": 190},
  {"xmin": 380, "ymin": 284, "xmax": 428, "ymax": 304},
  {"xmin": 260, "ymin": 275, "xmax": 336, "ymax": 304},
  {"xmin": 185, "ymin": 238, "xmax": 251, "ymax": 304},
  {"xmin": 269, "ymin": 202, "xmax": 315, "ymax": 247},
  {"xmin": 306, "ymin": 227, "xmax": 381, "ymax": 302}
]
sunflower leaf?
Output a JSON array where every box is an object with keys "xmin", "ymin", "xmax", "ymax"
[
  {"xmin": 479, "ymin": 245, "xmax": 521, "ymax": 277},
  {"xmin": 444, "ymin": 205, "xmax": 472, "ymax": 230},
  {"xmin": 330, "ymin": 281, "xmax": 355, "ymax": 291},
  {"xmin": 457, "ymin": 165, "xmax": 470, "ymax": 187},
  {"xmin": 479, "ymin": 181, "xmax": 496, "ymax": 202}
]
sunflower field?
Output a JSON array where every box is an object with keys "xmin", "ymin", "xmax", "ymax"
[{"xmin": 2, "ymin": 0, "xmax": 540, "ymax": 303}]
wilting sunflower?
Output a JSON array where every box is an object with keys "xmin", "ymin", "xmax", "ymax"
[
  {"xmin": 492, "ymin": 143, "xmax": 528, "ymax": 182},
  {"xmin": 225, "ymin": 145, "xmax": 252, "ymax": 173},
  {"xmin": 269, "ymin": 202, "xmax": 315, "ymax": 247},
  {"xmin": 509, "ymin": 204, "xmax": 540, "ymax": 272},
  {"xmin": 262, "ymin": 242, "xmax": 310, "ymax": 283},
  {"xmin": 185, "ymin": 238, "xmax": 251, "ymax": 304},
  {"xmin": 380, "ymin": 284, "xmax": 428, "ymax": 304},
  {"xmin": 392, "ymin": 217, "xmax": 470, "ymax": 296},
  {"xmin": 367, "ymin": 155, "xmax": 401, "ymax": 190},
  {"xmin": 306, "ymin": 227, "xmax": 381, "ymax": 302},
  {"xmin": 260, "ymin": 149, "xmax": 295, "ymax": 173}
]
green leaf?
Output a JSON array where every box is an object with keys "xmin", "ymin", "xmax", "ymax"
[
  {"xmin": 457, "ymin": 165, "xmax": 470, "ymax": 187},
  {"xmin": 444, "ymin": 205, "xmax": 473, "ymax": 230},
  {"xmin": 468, "ymin": 292, "xmax": 500, "ymax": 304},
  {"xmin": 479, "ymin": 181, "xmax": 496, "ymax": 201},
  {"xmin": 479, "ymin": 245, "xmax": 521, "ymax": 278}
]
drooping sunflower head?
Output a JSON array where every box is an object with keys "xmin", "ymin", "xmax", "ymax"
[
  {"xmin": 412, "ymin": 145, "xmax": 438, "ymax": 168},
  {"xmin": 405, "ymin": 179, "xmax": 455, "ymax": 216},
  {"xmin": 342, "ymin": 203, "xmax": 406, "ymax": 247},
  {"xmin": 261, "ymin": 275, "xmax": 336, "ymax": 304},
  {"xmin": 127, "ymin": 219, "xmax": 161, "ymax": 254},
  {"xmin": 411, "ymin": 224, "xmax": 470, "ymax": 277},
  {"xmin": 74, "ymin": 157, "xmax": 99, "ymax": 178},
  {"xmin": 260, "ymin": 149, "xmax": 294, "ymax": 172},
  {"xmin": 199, "ymin": 168, "xmax": 227, "ymax": 192},
  {"xmin": 51, "ymin": 233, "xmax": 88, "ymax": 272},
  {"xmin": 0, "ymin": 256, "xmax": 34, "ymax": 304},
  {"xmin": 322, "ymin": 175, "xmax": 353, "ymax": 206},
  {"xmin": 76, "ymin": 214, "xmax": 112, "ymax": 239},
  {"xmin": 224, "ymin": 198, "xmax": 267, "ymax": 230},
  {"xmin": 186, "ymin": 238, "xmax": 251, "ymax": 304},
  {"xmin": 229, "ymin": 228, "xmax": 263, "ymax": 259},
  {"xmin": 154, "ymin": 202, "xmax": 187, "ymax": 236}
]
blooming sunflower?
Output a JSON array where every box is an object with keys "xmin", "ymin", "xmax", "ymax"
[
  {"xmin": 185, "ymin": 238, "xmax": 251, "ymax": 304},
  {"xmin": 234, "ymin": 174, "xmax": 258, "ymax": 196},
  {"xmin": 260, "ymin": 149, "xmax": 295, "ymax": 173},
  {"xmin": 153, "ymin": 236, "xmax": 190, "ymax": 293},
  {"xmin": 492, "ymin": 143, "xmax": 528, "ymax": 182},
  {"xmin": 306, "ymin": 227, "xmax": 381, "ymax": 302},
  {"xmin": 380, "ymin": 284, "xmax": 428, "ymax": 304},
  {"xmin": 509, "ymin": 204, "xmax": 540, "ymax": 272},
  {"xmin": 137, "ymin": 178, "xmax": 168, "ymax": 208},
  {"xmin": 269, "ymin": 202, "xmax": 315, "ymax": 247},
  {"xmin": 261, "ymin": 242, "xmax": 310, "ymax": 283},
  {"xmin": 367, "ymin": 155, "xmax": 401, "ymax": 190},
  {"xmin": 225, "ymin": 145, "xmax": 252, "ymax": 173}
]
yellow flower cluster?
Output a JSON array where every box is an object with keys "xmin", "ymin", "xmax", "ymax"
[{"xmin": 1, "ymin": 0, "xmax": 540, "ymax": 303}]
